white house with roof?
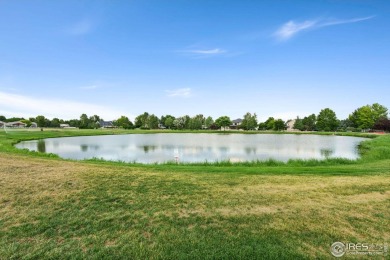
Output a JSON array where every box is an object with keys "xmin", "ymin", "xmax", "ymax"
[
  {"xmin": 5, "ymin": 121, "xmax": 27, "ymax": 128},
  {"xmin": 230, "ymin": 118, "xmax": 243, "ymax": 129}
]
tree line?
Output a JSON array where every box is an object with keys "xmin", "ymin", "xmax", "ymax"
[
  {"xmin": 1, "ymin": 103, "xmax": 389, "ymax": 132},
  {"xmin": 293, "ymin": 103, "xmax": 389, "ymax": 132}
]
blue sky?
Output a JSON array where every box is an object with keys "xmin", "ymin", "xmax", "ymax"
[{"xmin": 1, "ymin": 0, "xmax": 389, "ymax": 121}]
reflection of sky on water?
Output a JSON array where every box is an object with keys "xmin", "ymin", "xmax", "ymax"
[{"xmin": 15, "ymin": 134, "xmax": 366, "ymax": 164}]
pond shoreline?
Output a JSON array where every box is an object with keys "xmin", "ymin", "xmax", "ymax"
[{"xmin": 10, "ymin": 129, "xmax": 374, "ymax": 166}]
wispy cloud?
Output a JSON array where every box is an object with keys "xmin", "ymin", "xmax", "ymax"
[
  {"xmin": 165, "ymin": 88, "xmax": 192, "ymax": 98},
  {"xmin": 0, "ymin": 91, "xmax": 129, "ymax": 120},
  {"xmin": 274, "ymin": 20, "xmax": 317, "ymax": 41},
  {"xmin": 320, "ymin": 16, "xmax": 375, "ymax": 26},
  {"xmin": 67, "ymin": 19, "xmax": 94, "ymax": 36},
  {"xmin": 188, "ymin": 48, "xmax": 226, "ymax": 55},
  {"xmin": 178, "ymin": 48, "xmax": 227, "ymax": 59},
  {"xmin": 274, "ymin": 15, "xmax": 375, "ymax": 41}
]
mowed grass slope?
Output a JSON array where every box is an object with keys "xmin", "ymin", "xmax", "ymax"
[{"xmin": 0, "ymin": 129, "xmax": 389, "ymax": 259}]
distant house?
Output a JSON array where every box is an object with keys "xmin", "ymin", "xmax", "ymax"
[
  {"xmin": 230, "ymin": 119, "xmax": 243, "ymax": 130},
  {"xmin": 0, "ymin": 121, "xmax": 4, "ymax": 128},
  {"xmin": 286, "ymin": 119, "xmax": 297, "ymax": 132},
  {"xmin": 5, "ymin": 121, "xmax": 27, "ymax": 128},
  {"xmin": 60, "ymin": 124, "xmax": 70, "ymax": 128},
  {"xmin": 97, "ymin": 120, "xmax": 115, "ymax": 128}
]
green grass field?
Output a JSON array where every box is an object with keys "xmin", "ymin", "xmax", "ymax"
[{"xmin": 0, "ymin": 129, "xmax": 389, "ymax": 259}]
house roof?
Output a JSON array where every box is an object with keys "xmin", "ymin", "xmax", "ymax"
[
  {"xmin": 6, "ymin": 121, "xmax": 26, "ymax": 126},
  {"xmin": 98, "ymin": 120, "xmax": 114, "ymax": 127},
  {"xmin": 232, "ymin": 119, "xmax": 243, "ymax": 124}
]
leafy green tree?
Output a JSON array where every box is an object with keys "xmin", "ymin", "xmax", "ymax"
[
  {"xmin": 66, "ymin": 119, "xmax": 80, "ymax": 127},
  {"xmin": 349, "ymin": 103, "xmax": 388, "ymax": 130},
  {"xmin": 215, "ymin": 116, "xmax": 232, "ymax": 131},
  {"xmin": 197, "ymin": 114, "xmax": 205, "ymax": 128},
  {"xmin": 372, "ymin": 103, "xmax": 388, "ymax": 120},
  {"xmin": 90, "ymin": 115, "xmax": 100, "ymax": 123},
  {"xmin": 147, "ymin": 114, "xmax": 159, "ymax": 129},
  {"xmin": 44, "ymin": 118, "xmax": 51, "ymax": 127},
  {"xmin": 349, "ymin": 105, "xmax": 373, "ymax": 130},
  {"xmin": 241, "ymin": 112, "xmax": 258, "ymax": 130},
  {"xmin": 316, "ymin": 108, "xmax": 339, "ymax": 132},
  {"xmin": 0, "ymin": 115, "xmax": 6, "ymax": 121},
  {"xmin": 302, "ymin": 114, "xmax": 316, "ymax": 131},
  {"xmin": 161, "ymin": 115, "xmax": 175, "ymax": 129},
  {"xmin": 114, "ymin": 116, "xmax": 134, "ymax": 129},
  {"xmin": 338, "ymin": 119, "xmax": 354, "ymax": 131},
  {"xmin": 258, "ymin": 122, "xmax": 267, "ymax": 130},
  {"xmin": 88, "ymin": 115, "xmax": 101, "ymax": 129},
  {"xmin": 173, "ymin": 116, "xmax": 186, "ymax": 130},
  {"xmin": 294, "ymin": 114, "xmax": 316, "ymax": 131},
  {"xmin": 135, "ymin": 112, "xmax": 149, "ymax": 129},
  {"xmin": 188, "ymin": 114, "xmax": 204, "ymax": 130},
  {"xmin": 260, "ymin": 117, "xmax": 275, "ymax": 130},
  {"xmin": 293, "ymin": 117, "xmax": 304, "ymax": 131},
  {"xmin": 348, "ymin": 110, "xmax": 358, "ymax": 128},
  {"xmin": 164, "ymin": 116, "xmax": 175, "ymax": 129},
  {"xmin": 204, "ymin": 116, "xmax": 214, "ymax": 129},
  {"xmin": 209, "ymin": 123, "xmax": 219, "ymax": 130},
  {"xmin": 36, "ymin": 115, "xmax": 46, "ymax": 128},
  {"xmin": 20, "ymin": 119, "xmax": 32, "ymax": 127},
  {"xmin": 183, "ymin": 115, "xmax": 191, "ymax": 129},
  {"xmin": 273, "ymin": 119, "xmax": 286, "ymax": 131},
  {"xmin": 51, "ymin": 118, "xmax": 61, "ymax": 128},
  {"xmin": 5, "ymin": 117, "xmax": 24, "ymax": 122},
  {"xmin": 79, "ymin": 114, "xmax": 89, "ymax": 129}
]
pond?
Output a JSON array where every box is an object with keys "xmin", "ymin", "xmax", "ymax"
[{"xmin": 15, "ymin": 133, "xmax": 366, "ymax": 164}]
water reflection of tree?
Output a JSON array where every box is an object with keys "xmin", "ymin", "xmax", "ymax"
[
  {"xmin": 141, "ymin": 146, "xmax": 157, "ymax": 153},
  {"xmin": 320, "ymin": 149, "xmax": 334, "ymax": 158},
  {"xmin": 245, "ymin": 147, "xmax": 257, "ymax": 155},
  {"xmin": 219, "ymin": 147, "xmax": 229, "ymax": 153},
  {"xmin": 37, "ymin": 140, "xmax": 46, "ymax": 153},
  {"xmin": 81, "ymin": 145, "xmax": 88, "ymax": 152}
]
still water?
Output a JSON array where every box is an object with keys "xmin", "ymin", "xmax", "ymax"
[{"xmin": 16, "ymin": 134, "xmax": 366, "ymax": 164}]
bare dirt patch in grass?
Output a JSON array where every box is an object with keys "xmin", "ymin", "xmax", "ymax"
[{"xmin": 344, "ymin": 191, "xmax": 389, "ymax": 203}]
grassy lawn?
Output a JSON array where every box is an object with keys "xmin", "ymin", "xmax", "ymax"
[{"xmin": 0, "ymin": 129, "xmax": 389, "ymax": 259}]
